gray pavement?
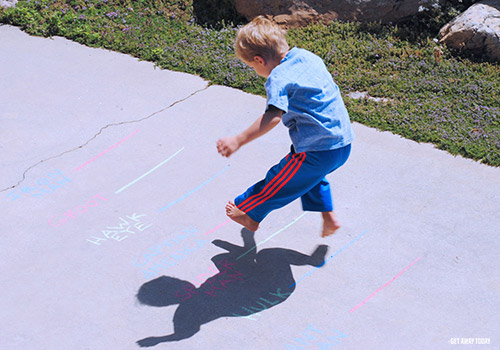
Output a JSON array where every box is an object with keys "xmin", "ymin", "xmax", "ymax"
[{"xmin": 1, "ymin": 24, "xmax": 499, "ymax": 350}]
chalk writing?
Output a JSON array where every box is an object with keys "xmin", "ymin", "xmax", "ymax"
[
  {"xmin": 133, "ymin": 226, "xmax": 213, "ymax": 279},
  {"xmin": 175, "ymin": 260, "xmax": 244, "ymax": 300},
  {"xmin": 192, "ymin": 264, "xmax": 219, "ymax": 286},
  {"xmin": 87, "ymin": 212, "xmax": 153, "ymax": 245},
  {"xmin": 202, "ymin": 267, "xmax": 244, "ymax": 297},
  {"xmin": 49, "ymin": 193, "xmax": 108, "ymax": 227},
  {"xmin": 136, "ymin": 219, "xmax": 231, "ymax": 280},
  {"xmin": 140, "ymin": 238, "xmax": 210, "ymax": 279},
  {"xmin": 6, "ymin": 169, "xmax": 71, "ymax": 202},
  {"xmin": 134, "ymin": 227, "xmax": 197, "ymax": 267},
  {"xmin": 232, "ymin": 288, "xmax": 293, "ymax": 321},
  {"xmin": 285, "ymin": 324, "xmax": 347, "ymax": 349}
]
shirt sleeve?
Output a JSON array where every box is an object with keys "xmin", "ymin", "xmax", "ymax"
[{"xmin": 265, "ymin": 74, "xmax": 289, "ymax": 113}]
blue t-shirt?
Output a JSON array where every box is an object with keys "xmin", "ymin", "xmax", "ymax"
[{"xmin": 265, "ymin": 47, "xmax": 354, "ymax": 153}]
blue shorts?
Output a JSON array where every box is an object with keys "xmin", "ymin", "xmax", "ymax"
[{"xmin": 235, "ymin": 144, "xmax": 351, "ymax": 223}]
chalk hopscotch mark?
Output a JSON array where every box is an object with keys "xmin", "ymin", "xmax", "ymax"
[
  {"xmin": 115, "ymin": 147, "xmax": 184, "ymax": 194},
  {"xmin": 290, "ymin": 229, "xmax": 369, "ymax": 288},
  {"xmin": 349, "ymin": 256, "xmax": 422, "ymax": 313},
  {"xmin": 74, "ymin": 129, "xmax": 140, "ymax": 171},
  {"xmin": 237, "ymin": 212, "xmax": 307, "ymax": 260},
  {"xmin": 158, "ymin": 165, "xmax": 230, "ymax": 213},
  {"xmin": 203, "ymin": 219, "xmax": 232, "ymax": 236},
  {"xmin": 0, "ymin": 86, "xmax": 209, "ymax": 193}
]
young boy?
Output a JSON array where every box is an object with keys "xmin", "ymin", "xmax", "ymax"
[{"xmin": 217, "ymin": 16, "xmax": 354, "ymax": 237}]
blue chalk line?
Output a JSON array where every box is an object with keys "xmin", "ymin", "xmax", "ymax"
[
  {"xmin": 290, "ymin": 229, "xmax": 369, "ymax": 288},
  {"xmin": 115, "ymin": 147, "xmax": 184, "ymax": 194},
  {"xmin": 158, "ymin": 165, "xmax": 230, "ymax": 213}
]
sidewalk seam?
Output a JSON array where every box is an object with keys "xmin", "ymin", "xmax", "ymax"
[{"xmin": 1, "ymin": 85, "xmax": 209, "ymax": 192}]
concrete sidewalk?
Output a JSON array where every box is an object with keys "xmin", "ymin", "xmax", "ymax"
[{"xmin": 1, "ymin": 24, "xmax": 499, "ymax": 350}]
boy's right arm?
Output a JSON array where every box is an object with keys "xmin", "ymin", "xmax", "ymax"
[{"xmin": 217, "ymin": 106, "xmax": 282, "ymax": 158}]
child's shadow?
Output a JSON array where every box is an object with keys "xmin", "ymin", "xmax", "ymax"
[{"xmin": 136, "ymin": 229, "xmax": 328, "ymax": 347}]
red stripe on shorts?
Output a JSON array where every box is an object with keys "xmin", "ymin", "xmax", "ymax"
[
  {"xmin": 242, "ymin": 153, "xmax": 306, "ymax": 213},
  {"xmin": 237, "ymin": 154, "xmax": 300, "ymax": 212}
]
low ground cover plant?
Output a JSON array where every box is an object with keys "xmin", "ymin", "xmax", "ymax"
[{"xmin": 1, "ymin": 0, "xmax": 499, "ymax": 166}]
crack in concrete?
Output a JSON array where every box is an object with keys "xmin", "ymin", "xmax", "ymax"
[{"xmin": 1, "ymin": 85, "xmax": 209, "ymax": 193}]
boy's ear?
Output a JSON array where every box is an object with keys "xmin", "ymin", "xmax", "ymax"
[{"xmin": 254, "ymin": 55, "xmax": 266, "ymax": 65}]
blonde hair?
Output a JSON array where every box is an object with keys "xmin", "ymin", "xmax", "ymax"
[{"xmin": 234, "ymin": 16, "xmax": 289, "ymax": 63}]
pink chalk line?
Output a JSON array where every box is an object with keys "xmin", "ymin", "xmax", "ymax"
[
  {"xmin": 349, "ymin": 256, "xmax": 422, "ymax": 313},
  {"xmin": 74, "ymin": 129, "xmax": 140, "ymax": 171},
  {"xmin": 203, "ymin": 219, "xmax": 231, "ymax": 236}
]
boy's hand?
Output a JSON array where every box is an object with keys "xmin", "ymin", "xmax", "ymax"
[{"xmin": 217, "ymin": 137, "xmax": 240, "ymax": 157}]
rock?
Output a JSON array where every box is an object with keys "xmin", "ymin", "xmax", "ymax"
[
  {"xmin": 347, "ymin": 91, "xmax": 395, "ymax": 104},
  {"xmin": 439, "ymin": 0, "xmax": 500, "ymax": 62},
  {"xmin": 0, "ymin": 0, "xmax": 17, "ymax": 8},
  {"xmin": 234, "ymin": 0, "xmax": 440, "ymax": 26}
]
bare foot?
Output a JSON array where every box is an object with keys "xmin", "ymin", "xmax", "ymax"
[
  {"xmin": 226, "ymin": 201, "xmax": 259, "ymax": 232},
  {"xmin": 321, "ymin": 211, "xmax": 341, "ymax": 237}
]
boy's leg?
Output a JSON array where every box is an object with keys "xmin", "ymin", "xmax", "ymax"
[
  {"xmin": 228, "ymin": 144, "xmax": 351, "ymax": 231},
  {"xmin": 300, "ymin": 178, "xmax": 333, "ymax": 212},
  {"xmin": 300, "ymin": 179, "xmax": 340, "ymax": 237},
  {"xmin": 227, "ymin": 152, "xmax": 301, "ymax": 231},
  {"xmin": 300, "ymin": 144, "xmax": 352, "ymax": 237},
  {"xmin": 232, "ymin": 151, "xmax": 331, "ymax": 226}
]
